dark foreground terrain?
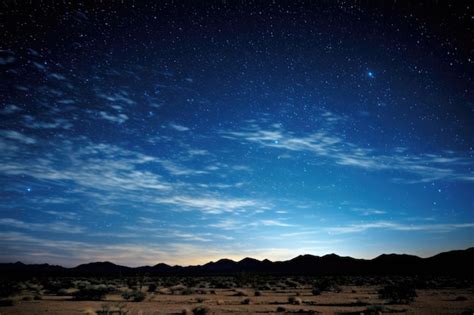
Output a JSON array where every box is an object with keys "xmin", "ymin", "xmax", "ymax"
[
  {"xmin": 1, "ymin": 275, "xmax": 473, "ymax": 315},
  {"xmin": 1, "ymin": 248, "xmax": 473, "ymax": 314}
]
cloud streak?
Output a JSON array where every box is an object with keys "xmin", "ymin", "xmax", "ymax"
[
  {"xmin": 222, "ymin": 118, "xmax": 474, "ymax": 183},
  {"xmin": 326, "ymin": 221, "xmax": 474, "ymax": 234}
]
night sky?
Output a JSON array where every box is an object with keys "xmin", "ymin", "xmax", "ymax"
[{"xmin": 0, "ymin": 1, "xmax": 473, "ymax": 267}]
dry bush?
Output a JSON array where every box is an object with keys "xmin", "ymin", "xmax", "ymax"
[
  {"xmin": 241, "ymin": 298, "xmax": 251, "ymax": 304},
  {"xmin": 0, "ymin": 299, "xmax": 15, "ymax": 306},
  {"xmin": 378, "ymin": 282, "xmax": 416, "ymax": 304},
  {"xmin": 192, "ymin": 306, "xmax": 210, "ymax": 315},
  {"xmin": 288, "ymin": 296, "xmax": 302, "ymax": 305},
  {"xmin": 233, "ymin": 289, "xmax": 248, "ymax": 296}
]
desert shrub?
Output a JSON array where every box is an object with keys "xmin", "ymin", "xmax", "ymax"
[
  {"xmin": 241, "ymin": 298, "xmax": 251, "ymax": 304},
  {"xmin": 33, "ymin": 294, "xmax": 42, "ymax": 300},
  {"xmin": 378, "ymin": 282, "xmax": 416, "ymax": 304},
  {"xmin": 455, "ymin": 296, "xmax": 468, "ymax": 301},
  {"xmin": 126, "ymin": 278, "xmax": 137, "ymax": 289},
  {"xmin": 0, "ymin": 282, "xmax": 20, "ymax": 297},
  {"xmin": 258, "ymin": 284, "xmax": 272, "ymax": 290},
  {"xmin": 288, "ymin": 296, "xmax": 302, "ymax": 305},
  {"xmin": 311, "ymin": 287, "xmax": 321, "ymax": 295},
  {"xmin": 356, "ymin": 304, "xmax": 388, "ymax": 315},
  {"xmin": 147, "ymin": 283, "xmax": 157, "ymax": 292},
  {"xmin": 182, "ymin": 288, "xmax": 194, "ymax": 295},
  {"xmin": 96, "ymin": 302, "xmax": 130, "ymax": 315},
  {"xmin": 254, "ymin": 290, "xmax": 262, "ymax": 296},
  {"xmin": 192, "ymin": 306, "xmax": 210, "ymax": 315},
  {"xmin": 0, "ymin": 299, "xmax": 15, "ymax": 306},
  {"xmin": 196, "ymin": 297, "xmax": 205, "ymax": 303},
  {"xmin": 132, "ymin": 291, "xmax": 145, "ymax": 302},
  {"xmin": 57, "ymin": 288, "xmax": 70, "ymax": 296},
  {"xmin": 233, "ymin": 289, "xmax": 247, "ymax": 296},
  {"xmin": 42, "ymin": 279, "xmax": 73, "ymax": 294},
  {"xmin": 276, "ymin": 306, "xmax": 286, "ymax": 312},
  {"xmin": 122, "ymin": 290, "xmax": 145, "ymax": 302},
  {"xmin": 285, "ymin": 279, "xmax": 300, "ymax": 288},
  {"xmin": 22, "ymin": 296, "xmax": 32, "ymax": 301},
  {"xmin": 74, "ymin": 285, "xmax": 109, "ymax": 301},
  {"xmin": 74, "ymin": 280, "xmax": 91, "ymax": 290}
]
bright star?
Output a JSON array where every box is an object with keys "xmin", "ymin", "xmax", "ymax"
[
  {"xmin": 367, "ymin": 71, "xmax": 375, "ymax": 78},
  {"xmin": 26, "ymin": 188, "xmax": 31, "ymax": 192}
]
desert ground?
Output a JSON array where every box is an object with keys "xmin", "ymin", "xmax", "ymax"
[{"xmin": 1, "ymin": 276, "xmax": 473, "ymax": 315}]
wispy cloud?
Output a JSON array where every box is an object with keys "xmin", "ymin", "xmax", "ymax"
[
  {"xmin": 0, "ymin": 218, "xmax": 85, "ymax": 234},
  {"xmin": 1, "ymin": 104, "xmax": 22, "ymax": 114},
  {"xmin": 154, "ymin": 195, "xmax": 260, "ymax": 214},
  {"xmin": 221, "ymin": 116, "xmax": 474, "ymax": 183},
  {"xmin": 98, "ymin": 111, "xmax": 129, "ymax": 124},
  {"xmin": 158, "ymin": 160, "xmax": 208, "ymax": 176},
  {"xmin": 351, "ymin": 207, "xmax": 387, "ymax": 216},
  {"xmin": 326, "ymin": 221, "xmax": 474, "ymax": 234},
  {"xmin": 22, "ymin": 115, "xmax": 73, "ymax": 130},
  {"xmin": 0, "ymin": 130, "xmax": 36, "ymax": 144},
  {"xmin": 255, "ymin": 219, "xmax": 294, "ymax": 227},
  {"xmin": 169, "ymin": 123, "xmax": 190, "ymax": 132},
  {"xmin": 43, "ymin": 210, "xmax": 79, "ymax": 220}
]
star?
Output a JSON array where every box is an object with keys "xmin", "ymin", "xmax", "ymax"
[{"xmin": 367, "ymin": 71, "xmax": 375, "ymax": 78}]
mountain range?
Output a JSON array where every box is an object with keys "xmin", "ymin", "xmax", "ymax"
[{"xmin": 1, "ymin": 248, "xmax": 473, "ymax": 278}]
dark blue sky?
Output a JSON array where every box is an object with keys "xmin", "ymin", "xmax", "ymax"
[{"xmin": 0, "ymin": 1, "xmax": 473, "ymax": 266}]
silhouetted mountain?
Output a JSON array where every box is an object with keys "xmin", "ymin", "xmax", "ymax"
[
  {"xmin": 1, "ymin": 247, "xmax": 473, "ymax": 278},
  {"xmin": 0, "ymin": 261, "xmax": 67, "ymax": 277},
  {"xmin": 71, "ymin": 261, "xmax": 131, "ymax": 275}
]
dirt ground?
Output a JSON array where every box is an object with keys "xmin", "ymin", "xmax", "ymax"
[{"xmin": 1, "ymin": 285, "xmax": 473, "ymax": 315}]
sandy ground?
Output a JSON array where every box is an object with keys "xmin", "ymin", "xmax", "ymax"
[{"xmin": 1, "ymin": 285, "xmax": 473, "ymax": 315}]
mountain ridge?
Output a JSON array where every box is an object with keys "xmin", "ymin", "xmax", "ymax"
[{"xmin": 1, "ymin": 247, "xmax": 473, "ymax": 278}]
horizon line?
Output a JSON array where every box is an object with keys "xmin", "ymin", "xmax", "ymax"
[{"xmin": 3, "ymin": 246, "xmax": 472, "ymax": 269}]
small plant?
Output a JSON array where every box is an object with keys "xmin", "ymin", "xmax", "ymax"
[
  {"xmin": 241, "ymin": 298, "xmax": 251, "ymax": 304},
  {"xmin": 254, "ymin": 290, "xmax": 262, "ymax": 296},
  {"xmin": 74, "ymin": 285, "xmax": 109, "ymax": 301},
  {"xmin": 192, "ymin": 306, "xmax": 210, "ymax": 315},
  {"xmin": 233, "ymin": 289, "xmax": 247, "ymax": 296},
  {"xmin": 132, "ymin": 291, "xmax": 145, "ymax": 302},
  {"xmin": 57, "ymin": 288, "xmax": 70, "ymax": 296},
  {"xmin": 147, "ymin": 283, "xmax": 157, "ymax": 292},
  {"xmin": 96, "ymin": 302, "xmax": 129, "ymax": 315},
  {"xmin": 33, "ymin": 294, "xmax": 42, "ymax": 300},
  {"xmin": 122, "ymin": 290, "xmax": 145, "ymax": 302},
  {"xmin": 288, "ymin": 296, "xmax": 302, "ymax": 305},
  {"xmin": 361, "ymin": 304, "xmax": 388, "ymax": 314},
  {"xmin": 276, "ymin": 306, "xmax": 286, "ymax": 312},
  {"xmin": 312, "ymin": 287, "xmax": 321, "ymax": 295},
  {"xmin": 182, "ymin": 288, "xmax": 194, "ymax": 295},
  {"xmin": 378, "ymin": 282, "xmax": 417, "ymax": 304},
  {"xmin": 0, "ymin": 299, "xmax": 15, "ymax": 306},
  {"xmin": 0, "ymin": 282, "xmax": 20, "ymax": 298}
]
